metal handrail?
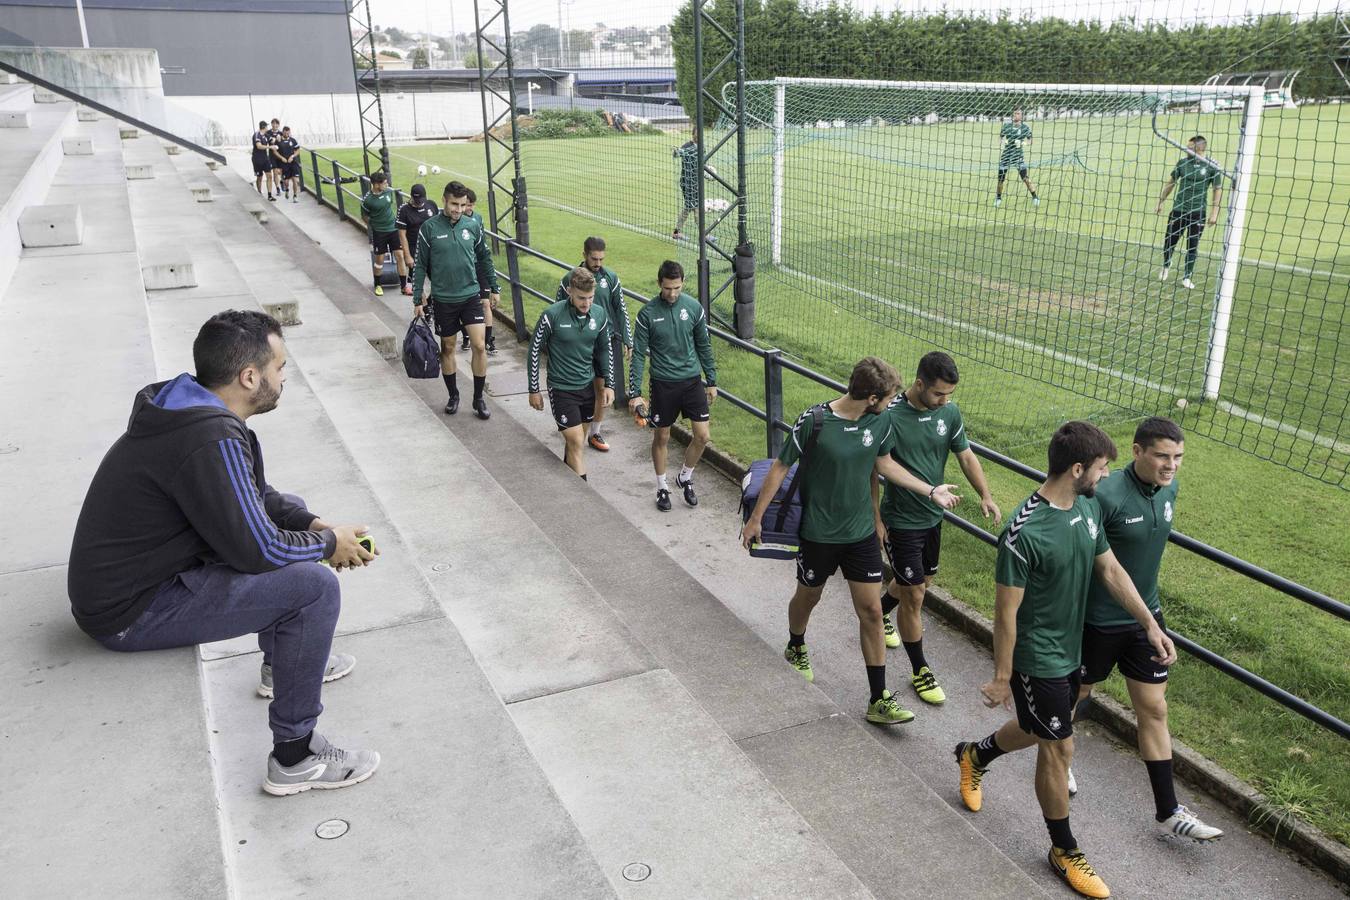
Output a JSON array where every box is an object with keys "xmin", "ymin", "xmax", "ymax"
[{"xmin": 297, "ymin": 145, "xmax": 1346, "ymax": 741}]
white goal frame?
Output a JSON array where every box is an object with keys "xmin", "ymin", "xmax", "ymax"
[{"xmin": 759, "ymin": 76, "xmax": 1263, "ymax": 402}]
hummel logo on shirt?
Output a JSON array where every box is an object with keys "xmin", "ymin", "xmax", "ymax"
[
  {"xmin": 1125, "ymin": 515, "xmax": 1144, "ymax": 524},
  {"xmin": 654, "ymin": 317, "xmax": 665, "ymax": 322},
  {"xmin": 843, "ymin": 425, "xmax": 858, "ymax": 432},
  {"xmin": 1069, "ymin": 515, "xmax": 1082, "ymax": 525}
]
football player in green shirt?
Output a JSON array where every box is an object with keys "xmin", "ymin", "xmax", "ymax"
[
  {"xmin": 740, "ymin": 358, "xmax": 961, "ymax": 727},
  {"xmin": 1073, "ymin": 417, "xmax": 1222, "ymax": 841},
  {"xmin": 359, "ymin": 171, "xmax": 406, "ymax": 298},
  {"xmin": 995, "ymin": 108, "xmax": 1038, "ymax": 208},
  {"xmin": 527, "ymin": 267, "xmax": 615, "ymax": 479},
  {"xmin": 672, "ymin": 126, "xmax": 700, "ymax": 240},
  {"xmin": 1156, "ymin": 135, "xmax": 1224, "ymax": 290},
  {"xmin": 558, "ymin": 236, "xmax": 631, "ymax": 452},
  {"xmin": 872, "ymin": 352, "xmax": 1000, "ymax": 707},
  {"xmin": 627, "ymin": 260, "xmax": 717, "ymax": 511},
  {"xmin": 955, "ymin": 421, "xmax": 1176, "ymax": 900}
]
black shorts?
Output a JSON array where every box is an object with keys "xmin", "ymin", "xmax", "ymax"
[
  {"xmin": 371, "ymin": 230, "xmax": 399, "ymax": 256},
  {"xmin": 432, "ymin": 298, "xmax": 485, "ymax": 337},
  {"xmin": 1080, "ymin": 613, "xmax": 1168, "ymax": 685},
  {"xmin": 796, "ymin": 536, "xmax": 884, "ymax": 587},
  {"xmin": 680, "ymin": 186, "xmax": 698, "ymax": 211},
  {"xmin": 998, "ymin": 163, "xmax": 1028, "ymax": 178},
  {"xmin": 547, "ymin": 384, "xmax": 596, "ymax": 431},
  {"xmin": 1011, "ymin": 669, "xmax": 1080, "ymax": 741},
  {"xmin": 883, "ymin": 524, "xmax": 941, "ymax": 586},
  {"xmin": 281, "ymin": 161, "xmax": 301, "ymax": 179},
  {"xmin": 1165, "ymin": 209, "xmax": 1206, "ymax": 242},
  {"xmin": 649, "ymin": 377, "xmax": 709, "ymax": 428},
  {"xmin": 252, "ymin": 155, "xmax": 271, "ymax": 176}
]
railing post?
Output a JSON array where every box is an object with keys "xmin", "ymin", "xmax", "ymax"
[
  {"xmin": 311, "ymin": 152, "xmax": 323, "ymax": 204},
  {"xmin": 764, "ymin": 348, "xmax": 784, "ymax": 458},
  {"xmin": 506, "ymin": 242, "xmax": 527, "ymax": 342},
  {"xmin": 332, "ymin": 160, "xmax": 346, "ymax": 220}
]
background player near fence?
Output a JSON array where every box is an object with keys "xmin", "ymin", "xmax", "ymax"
[
  {"xmin": 1071, "ymin": 417, "xmax": 1222, "ymax": 841},
  {"xmin": 995, "ymin": 108, "xmax": 1038, "ymax": 208},
  {"xmin": 359, "ymin": 172, "xmax": 405, "ymax": 298},
  {"xmin": 627, "ymin": 260, "xmax": 717, "ymax": 511},
  {"xmin": 528, "ymin": 267, "xmax": 615, "ymax": 480},
  {"xmin": 267, "ymin": 118, "xmax": 284, "ymax": 200},
  {"xmin": 274, "ymin": 126, "xmax": 300, "ymax": 204},
  {"xmin": 740, "ymin": 358, "xmax": 961, "ymax": 728},
  {"xmin": 872, "ymin": 352, "xmax": 1000, "ymax": 708},
  {"xmin": 954, "ymin": 421, "xmax": 1176, "ymax": 900},
  {"xmin": 558, "ymin": 236, "xmax": 631, "ymax": 453},
  {"xmin": 250, "ymin": 121, "xmax": 272, "ymax": 198},
  {"xmin": 412, "ymin": 181, "xmax": 496, "ymax": 420},
  {"xmin": 672, "ymin": 126, "xmax": 700, "ymax": 240},
  {"xmin": 396, "ymin": 183, "xmax": 438, "ymax": 298},
  {"xmin": 1157, "ymin": 135, "xmax": 1224, "ymax": 290}
]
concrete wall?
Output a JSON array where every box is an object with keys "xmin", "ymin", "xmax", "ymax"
[{"xmin": 0, "ymin": 3, "xmax": 352, "ymax": 95}]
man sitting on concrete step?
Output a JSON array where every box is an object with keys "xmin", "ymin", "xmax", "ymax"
[{"xmin": 68, "ymin": 310, "xmax": 381, "ymax": 796}]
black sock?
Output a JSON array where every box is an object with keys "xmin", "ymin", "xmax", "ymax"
[
  {"xmin": 579, "ymin": 473, "xmax": 587, "ymax": 481},
  {"xmin": 272, "ymin": 731, "xmax": 313, "ymax": 767},
  {"xmin": 881, "ymin": 591, "xmax": 900, "ymax": 616},
  {"xmin": 473, "ymin": 374, "xmax": 486, "ymax": 402},
  {"xmin": 373, "ymin": 275, "xmax": 381, "ymax": 288},
  {"xmin": 1145, "ymin": 759, "xmax": 1179, "ymax": 822},
  {"xmin": 1031, "ymin": 191, "xmax": 1039, "ymax": 199},
  {"xmin": 788, "ymin": 630, "xmax": 805, "ymax": 648},
  {"xmin": 866, "ymin": 664, "xmax": 886, "ymax": 703},
  {"xmin": 443, "ymin": 372, "xmax": 457, "ymax": 398},
  {"xmin": 485, "ymin": 326, "xmax": 494, "ymax": 343},
  {"xmin": 399, "ymin": 274, "xmax": 407, "ymax": 288},
  {"xmin": 973, "ymin": 731, "xmax": 1008, "ymax": 767},
  {"xmin": 902, "ymin": 638, "xmax": 928, "ymax": 675},
  {"xmin": 1045, "ymin": 816, "xmax": 1077, "ymax": 852}
]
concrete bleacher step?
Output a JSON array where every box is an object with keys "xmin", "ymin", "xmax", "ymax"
[
  {"xmin": 18, "ymin": 202, "xmax": 83, "ymax": 246},
  {"xmin": 347, "ymin": 310, "xmax": 397, "ymax": 358},
  {"xmin": 62, "ymin": 135, "xmax": 92, "ymax": 155},
  {"xmin": 77, "ymin": 106, "xmax": 98, "ymax": 122},
  {"xmin": 32, "ymin": 86, "xmax": 60, "ymax": 104},
  {"xmin": 119, "ymin": 126, "xmax": 137, "ymax": 140},
  {"xmin": 0, "ymin": 109, "xmax": 29, "ymax": 128},
  {"xmin": 0, "ymin": 99, "xmax": 76, "ymax": 293},
  {"xmin": 0, "ymin": 111, "xmax": 229, "ymax": 897}
]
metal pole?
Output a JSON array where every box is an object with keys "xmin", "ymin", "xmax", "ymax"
[
  {"xmin": 75, "ymin": 0, "xmax": 90, "ymax": 48},
  {"xmin": 1203, "ymin": 86, "xmax": 1263, "ymax": 400},
  {"xmin": 764, "ymin": 349, "xmax": 784, "ymax": 457},
  {"xmin": 693, "ymin": 1, "xmax": 707, "ymax": 313},
  {"xmin": 735, "ymin": 0, "xmax": 748, "ymax": 249},
  {"xmin": 772, "ymin": 79, "xmax": 785, "ymax": 265}
]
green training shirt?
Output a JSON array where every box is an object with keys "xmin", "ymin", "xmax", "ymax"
[
  {"xmin": 778, "ymin": 404, "xmax": 896, "ymax": 545},
  {"xmin": 360, "ymin": 188, "xmax": 398, "ymax": 233},
  {"xmin": 557, "ymin": 266, "xmax": 631, "ymax": 347},
  {"xmin": 879, "ymin": 393, "xmax": 969, "ymax": 530},
  {"xmin": 996, "ymin": 491, "xmax": 1110, "ymax": 678},
  {"xmin": 1170, "ymin": 156, "xmax": 1223, "ymax": 215},
  {"xmin": 628, "ymin": 292, "xmax": 717, "ymax": 396},
  {"xmin": 674, "ymin": 140, "xmax": 699, "ymax": 194},
  {"xmin": 527, "ymin": 299, "xmax": 614, "ymax": 393},
  {"xmin": 999, "ymin": 122, "xmax": 1031, "ymax": 163},
  {"xmin": 1086, "ymin": 464, "xmax": 1176, "ymax": 628},
  {"xmin": 411, "ymin": 211, "xmax": 496, "ymax": 306}
]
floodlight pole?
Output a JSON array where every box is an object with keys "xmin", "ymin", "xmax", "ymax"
[
  {"xmin": 348, "ymin": 0, "xmax": 390, "ymax": 179},
  {"xmin": 473, "ymin": 0, "xmax": 530, "ymax": 341},
  {"xmin": 692, "ymin": 0, "xmax": 753, "ymax": 337}
]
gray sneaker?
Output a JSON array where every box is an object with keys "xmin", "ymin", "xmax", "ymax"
[
  {"xmin": 263, "ymin": 732, "xmax": 380, "ymax": 796},
  {"xmin": 258, "ymin": 652, "xmax": 356, "ymax": 698}
]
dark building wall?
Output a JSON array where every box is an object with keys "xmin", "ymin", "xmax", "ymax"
[{"xmin": 0, "ymin": 1, "xmax": 353, "ymax": 95}]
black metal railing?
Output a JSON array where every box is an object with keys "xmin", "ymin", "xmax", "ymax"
[{"xmin": 295, "ymin": 147, "xmax": 1348, "ymax": 742}]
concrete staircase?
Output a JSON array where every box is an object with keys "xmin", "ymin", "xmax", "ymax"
[{"xmin": 2, "ymin": 85, "xmax": 1344, "ymax": 900}]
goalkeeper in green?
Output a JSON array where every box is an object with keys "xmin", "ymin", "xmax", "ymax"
[
  {"xmin": 672, "ymin": 127, "xmax": 700, "ymax": 240},
  {"xmin": 995, "ymin": 109, "xmax": 1038, "ymax": 208},
  {"xmin": 1156, "ymin": 135, "xmax": 1224, "ymax": 291}
]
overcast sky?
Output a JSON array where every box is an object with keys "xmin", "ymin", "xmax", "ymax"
[{"xmin": 369, "ymin": 0, "xmax": 1344, "ymax": 35}]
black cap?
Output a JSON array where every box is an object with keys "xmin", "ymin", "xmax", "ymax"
[{"xmin": 410, "ymin": 183, "xmax": 426, "ymax": 199}]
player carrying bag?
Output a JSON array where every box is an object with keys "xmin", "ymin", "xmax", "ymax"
[
  {"xmin": 739, "ymin": 404, "xmax": 824, "ymax": 559},
  {"xmin": 402, "ymin": 312, "xmax": 440, "ymax": 379}
]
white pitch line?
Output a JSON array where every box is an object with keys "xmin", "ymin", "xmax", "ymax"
[{"xmin": 1216, "ymin": 401, "xmax": 1350, "ymax": 455}]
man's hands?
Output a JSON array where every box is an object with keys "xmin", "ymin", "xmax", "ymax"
[
  {"xmin": 930, "ymin": 484, "xmax": 962, "ymax": 510},
  {"xmin": 414, "ymin": 303, "xmax": 426, "ymax": 318},
  {"xmin": 980, "ymin": 495, "xmax": 1002, "ymax": 523},
  {"xmin": 623, "ymin": 345, "xmax": 633, "ymax": 361},
  {"xmin": 705, "ymin": 385, "xmax": 718, "ymax": 404},
  {"xmin": 875, "ymin": 517, "xmax": 888, "ymax": 545},
  {"xmin": 328, "ymin": 525, "xmax": 377, "ymax": 571},
  {"xmin": 628, "ymin": 396, "xmax": 646, "ymax": 413},
  {"xmin": 740, "ymin": 517, "xmax": 763, "ymax": 549},
  {"xmin": 489, "ymin": 293, "xmax": 500, "ymax": 310},
  {"xmin": 1155, "ymin": 201, "xmax": 1165, "ymax": 215},
  {"xmin": 1207, "ymin": 211, "xmax": 1219, "ymax": 226},
  {"xmin": 601, "ymin": 387, "xmax": 615, "ymax": 408},
  {"xmin": 1147, "ymin": 626, "xmax": 1178, "ymax": 667},
  {"xmin": 529, "ymin": 392, "xmax": 544, "ymax": 411},
  {"xmin": 980, "ymin": 677, "xmax": 1012, "ymax": 709}
]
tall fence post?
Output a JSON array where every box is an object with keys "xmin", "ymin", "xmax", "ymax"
[
  {"xmin": 506, "ymin": 242, "xmax": 527, "ymax": 341},
  {"xmin": 311, "ymin": 152, "xmax": 323, "ymax": 204},
  {"xmin": 764, "ymin": 348, "xmax": 784, "ymax": 458}
]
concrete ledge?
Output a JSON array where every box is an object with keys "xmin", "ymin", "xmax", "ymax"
[
  {"xmin": 205, "ymin": 159, "xmax": 219, "ymax": 170},
  {"xmin": 32, "ymin": 87, "xmax": 60, "ymax": 103},
  {"xmin": 164, "ymin": 143, "xmax": 180, "ymax": 155},
  {"xmin": 0, "ymin": 110, "xmax": 30, "ymax": 128},
  {"xmin": 125, "ymin": 164, "xmax": 154, "ymax": 180},
  {"xmin": 140, "ymin": 252, "xmax": 196, "ymax": 290},
  {"xmin": 243, "ymin": 202, "xmax": 268, "ymax": 223},
  {"xmin": 76, "ymin": 106, "xmax": 99, "ymax": 122},
  {"xmin": 188, "ymin": 183, "xmax": 212, "ymax": 202},
  {"xmin": 262, "ymin": 299, "xmax": 300, "ymax": 325},
  {"xmin": 61, "ymin": 136, "xmax": 92, "ymax": 155},
  {"xmin": 18, "ymin": 204, "xmax": 84, "ymax": 247},
  {"xmin": 118, "ymin": 126, "xmax": 138, "ymax": 140},
  {"xmin": 0, "ymin": 72, "xmax": 18, "ymax": 85},
  {"xmin": 348, "ymin": 310, "xmax": 397, "ymax": 359}
]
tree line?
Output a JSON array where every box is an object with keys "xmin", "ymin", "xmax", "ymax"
[{"xmin": 672, "ymin": 1, "xmax": 1345, "ymax": 122}]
